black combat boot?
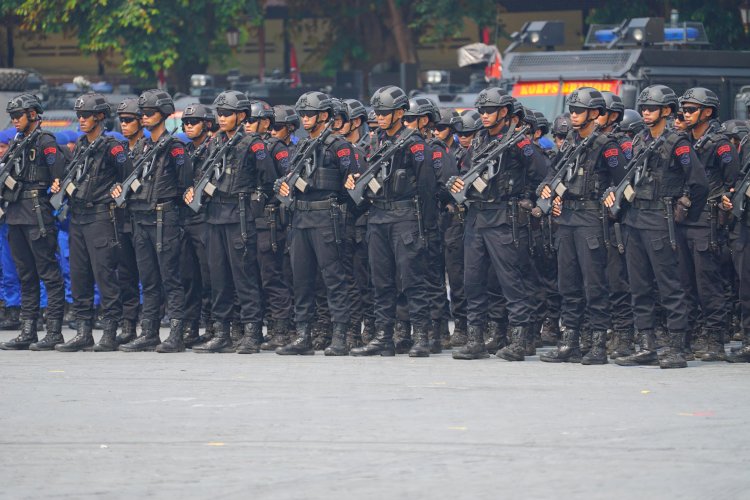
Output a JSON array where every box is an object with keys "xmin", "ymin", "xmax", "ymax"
[
  {"xmin": 261, "ymin": 319, "xmax": 289, "ymax": 351},
  {"xmin": 347, "ymin": 318, "xmax": 363, "ymax": 350},
  {"xmin": 182, "ymin": 320, "xmax": 201, "ymax": 349},
  {"xmin": 93, "ymin": 319, "xmax": 119, "ymax": 352},
  {"xmin": 581, "ymin": 330, "xmax": 608, "ymax": 365},
  {"xmin": 691, "ymin": 327, "xmax": 708, "ymax": 358},
  {"xmin": 156, "ymin": 319, "xmax": 186, "ymax": 353},
  {"xmin": 361, "ymin": 318, "xmax": 375, "ymax": 345},
  {"xmin": 237, "ymin": 323, "xmax": 264, "ymax": 354},
  {"xmin": 325, "ymin": 322, "xmax": 349, "ymax": 356},
  {"xmin": 230, "ymin": 321, "xmax": 243, "ymax": 349},
  {"xmin": 610, "ymin": 329, "xmax": 634, "ymax": 359},
  {"xmin": 312, "ymin": 319, "xmax": 332, "ymax": 350},
  {"xmin": 55, "ymin": 320, "xmax": 95, "ymax": 352},
  {"xmin": 525, "ymin": 321, "xmax": 540, "ymax": 356},
  {"xmin": 277, "ymin": 322, "xmax": 315, "ymax": 355},
  {"xmin": 484, "ymin": 320, "xmax": 503, "ymax": 353},
  {"xmin": 193, "ymin": 321, "xmax": 234, "ymax": 353},
  {"xmin": 452, "ymin": 325, "xmax": 489, "ymax": 360},
  {"xmin": 615, "ymin": 329, "xmax": 658, "ymax": 366},
  {"xmin": 659, "ymin": 331, "xmax": 688, "ymax": 369},
  {"xmin": 540, "ymin": 327, "xmax": 582, "ymax": 363},
  {"xmin": 496, "ymin": 326, "xmax": 528, "ymax": 361},
  {"xmin": 408, "ymin": 325, "xmax": 431, "ymax": 358},
  {"xmin": 351, "ymin": 326, "xmax": 395, "ymax": 356},
  {"xmin": 119, "ymin": 319, "xmax": 161, "ymax": 352},
  {"xmin": 450, "ymin": 319, "xmax": 468, "ymax": 348},
  {"xmin": 393, "ymin": 320, "xmax": 413, "ymax": 354},
  {"xmin": 540, "ymin": 317, "xmax": 560, "ymax": 346},
  {"xmin": 116, "ymin": 319, "xmax": 138, "ymax": 346},
  {"xmin": 29, "ymin": 319, "xmax": 64, "ymax": 351},
  {"xmin": 533, "ymin": 320, "xmax": 544, "ymax": 348},
  {"xmin": 579, "ymin": 327, "xmax": 592, "ymax": 357},
  {"xmin": 429, "ymin": 320, "xmax": 444, "ymax": 354},
  {"xmin": 194, "ymin": 320, "xmax": 215, "ymax": 346},
  {"xmin": 0, "ymin": 306, "xmax": 21, "ymax": 331},
  {"xmin": 700, "ymin": 329, "xmax": 727, "ymax": 362},
  {"xmin": 728, "ymin": 334, "xmax": 750, "ymax": 363},
  {"xmin": 0, "ymin": 319, "xmax": 38, "ymax": 350}
]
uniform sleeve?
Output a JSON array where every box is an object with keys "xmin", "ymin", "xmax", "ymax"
[
  {"xmin": 430, "ymin": 143, "xmax": 457, "ymax": 205},
  {"xmin": 250, "ymin": 138, "xmax": 276, "ymax": 196},
  {"xmin": 408, "ymin": 138, "xmax": 437, "ymax": 211},
  {"xmin": 271, "ymin": 141, "xmax": 291, "ymax": 176},
  {"xmin": 108, "ymin": 141, "xmax": 130, "ymax": 182},
  {"xmin": 675, "ymin": 139, "xmax": 709, "ymax": 222},
  {"xmin": 715, "ymin": 139, "xmax": 740, "ymax": 190},
  {"xmin": 169, "ymin": 142, "xmax": 192, "ymax": 192},
  {"xmin": 602, "ymin": 141, "xmax": 627, "ymax": 186},
  {"xmin": 333, "ymin": 140, "xmax": 354, "ymax": 180},
  {"xmin": 40, "ymin": 135, "xmax": 66, "ymax": 180}
]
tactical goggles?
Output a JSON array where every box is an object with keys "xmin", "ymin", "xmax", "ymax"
[
  {"xmin": 76, "ymin": 111, "xmax": 95, "ymax": 119},
  {"xmin": 119, "ymin": 116, "xmax": 138, "ymax": 124},
  {"xmin": 182, "ymin": 118, "xmax": 202, "ymax": 126},
  {"xmin": 216, "ymin": 108, "xmax": 236, "ymax": 117},
  {"xmin": 402, "ymin": 115, "xmax": 419, "ymax": 123},
  {"xmin": 681, "ymin": 105, "xmax": 702, "ymax": 115},
  {"xmin": 477, "ymin": 106, "xmax": 500, "ymax": 116},
  {"xmin": 568, "ymin": 106, "xmax": 588, "ymax": 115},
  {"xmin": 141, "ymin": 108, "xmax": 160, "ymax": 117},
  {"xmin": 245, "ymin": 116, "xmax": 260, "ymax": 124},
  {"xmin": 271, "ymin": 123, "xmax": 288, "ymax": 132},
  {"xmin": 434, "ymin": 124, "xmax": 451, "ymax": 133},
  {"xmin": 298, "ymin": 110, "xmax": 319, "ymax": 118},
  {"xmin": 675, "ymin": 113, "xmax": 685, "ymax": 122},
  {"xmin": 456, "ymin": 131, "xmax": 475, "ymax": 138},
  {"xmin": 638, "ymin": 104, "xmax": 662, "ymax": 113},
  {"xmin": 373, "ymin": 109, "xmax": 393, "ymax": 117},
  {"xmin": 9, "ymin": 111, "xmax": 25, "ymax": 120}
]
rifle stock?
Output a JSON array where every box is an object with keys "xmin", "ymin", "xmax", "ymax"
[{"xmin": 276, "ymin": 127, "xmax": 333, "ymax": 208}]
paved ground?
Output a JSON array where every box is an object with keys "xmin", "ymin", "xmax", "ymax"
[{"xmin": 1, "ymin": 327, "xmax": 749, "ymax": 500}]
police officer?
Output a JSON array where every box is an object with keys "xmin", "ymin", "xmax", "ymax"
[
  {"xmin": 275, "ymin": 91, "xmax": 354, "ymax": 355},
  {"xmin": 678, "ymin": 87, "xmax": 739, "ymax": 361},
  {"xmin": 448, "ymin": 87, "xmax": 540, "ymax": 360},
  {"xmin": 179, "ymin": 103, "xmax": 215, "ymax": 347},
  {"xmin": 598, "ymin": 92, "xmax": 636, "ymax": 359},
  {"xmin": 619, "ymin": 109, "xmax": 646, "ymax": 140},
  {"xmin": 52, "ymin": 93, "xmax": 126, "ymax": 351},
  {"xmin": 270, "ymin": 105, "xmax": 300, "ymax": 156},
  {"xmin": 341, "ymin": 98, "xmax": 374, "ymax": 345},
  {"xmin": 346, "ymin": 86, "xmax": 437, "ymax": 357},
  {"xmin": 111, "ymin": 89, "xmax": 190, "ymax": 353},
  {"xmin": 0, "ymin": 94, "xmax": 66, "ymax": 350},
  {"xmin": 248, "ymin": 101, "xmax": 295, "ymax": 351},
  {"xmin": 185, "ymin": 90, "xmax": 272, "ymax": 354},
  {"xmin": 605, "ymin": 84, "xmax": 709, "ymax": 369},
  {"xmin": 113, "ymin": 98, "xmax": 145, "ymax": 345},
  {"xmin": 434, "ymin": 107, "xmax": 465, "ymax": 349},
  {"xmin": 551, "ymin": 114, "xmax": 572, "ymax": 153},
  {"xmin": 539, "ymin": 88, "xmax": 624, "ymax": 365}
]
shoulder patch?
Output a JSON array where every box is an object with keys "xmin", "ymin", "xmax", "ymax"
[
  {"xmin": 432, "ymin": 151, "xmax": 443, "ymax": 160},
  {"xmin": 717, "ymin": 144, "xmax": 732, "ymax": 157},
  {"xmin": 251, "ymin": 142, "xmax": 265, "ymax": 153},
  {"xmin": 170, "ymin": 146, "xmax": 185, "ymax": 157},
  {"xmin": 604, "ymin": 148, "xmax": 619, "ymax": 158},
  {"xmin": 675, "ymin": 145, "xmax": 691, "ymax": 157},
  {"xmin": 516, "ymin": 138, "xmax": 531, "ymax": 149},
  {"xmin": 44, "ymin": 146, "xmax": 57, "ymax": 166},
  {"xmin": 43, "ymin": 146, "xmax": 57, "ymax": 156},
  {"xmin": 110, "ymin": 144, "xmax": 126, "ymax": 164},
  {"xmin": 275, "ymin": 150, "xmax": 289, "ymax": 161},
  {"xmin": 410, "ymin": 143, "xmax": 425, "ymax": 154},
  {"xmin": 337, "ymin": 148, "xmax": 351, "ymax": 158}
]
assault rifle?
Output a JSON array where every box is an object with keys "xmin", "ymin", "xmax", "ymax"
[
  {"xmin": 275, "ymin": 126, "xmax": 333, "ymax": 208},
  {"xmin": 185, "ymin": 131, "xmax": 244, "ymax": 213},
  {"xmin": 112, "ymin": 132, "xmax": 174, "ymax": 208},
  {"xmin": 347, "ymin": 128, "xmax": 417, "ymax": 206},
  {"xmin": 449, "ymin": 125, "xmax": 530, "ymax": 205},
  {"xmin": 536, "ymin": 125, "xmax": 601, "ymax": 215},
  {"xmin": 50, "ymin": 134, "xmax": 107, "ymax": 211}
]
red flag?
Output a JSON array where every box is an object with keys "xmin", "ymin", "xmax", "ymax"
[
  {"xmin": 289, "ymin": 44, "xmax": 301, "ymax": 88},
  {"xmin": 485, "ymin": 48, "xmax": 502, "ymax": 81}
]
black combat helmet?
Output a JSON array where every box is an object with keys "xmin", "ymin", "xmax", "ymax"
[
  {"xmin": 474, "ymin": 87, "xmax": 513, "ymax": 110},
  {"xmin": 331, "ymin": 98, "xmax": 349, "ymax": 122},
  {"xmin": 436, "ymin": 108, "xmax": 461, "ymax": 129},
  {"xmin": 455, "ymin": 109, "xmax": 483, "ymax": 133},
  {"xmin": 679, "ymin": 87, "xmax": 720, "ymax": 113},
  {"xmin": 182, "ymin": 103, "xmax": 215, "ymax": 122},
  {"xmin": 273, "ymin": 105, "xmax": 300, "ymax": 130},
  {"xmin": 619, "ymin": 109, "xmax": 646, "ymax": 134},
  {"xmin": 601, "ymin": 91, "xmax": 625, "ymax": 122},
  {"xmin": 371, "ymin": 86, "xmax": 409, "ymax": 111},
  {"xmin": 7, "ymin": 93, "xmax": 43, "ymax": 114},
  {"xmin": 533, "ymin": 111, "xmax": 550, "ymax": 135},
  {"xmin": 213, "ymin": 90, "xmax": 251, "ymax": 112},
  {"xmin": 512, "ymin": 99, "xmax": 526, "ymax": 120},
  {"xmin": 551, "ymin": 114, "xmax": 571, "ymax": 136},
  {"xmin": 566, "ymin": 87, "xmax": 606, "ymax": 113},
  {"xmin": 343, "ymin": 99, "xmax": 368, "ymax": 122},
  {"xmin": 637, "ymin": 85, "xmax": 678, "ymax": 112},
  {"xmin": 404, "ymin": 96, "xmax": 438, "ymax": 121},
  {"xmin": 74, "ymin": 93, "xmax": 111, "ymax": 117},
  {"xmin": 721, "ymin": 119, "xmax": 750, "ymax": 141},
  {"xmin": 117, "ymin": 98, "xmax": 143, "ymax": 117},
  {"xmin": 138, "ymin": 89, "xmax": 175, "ymax": 116},
  {"xmin": 248, "ymin": 100, "xmax": 274, "ymax": 121},
  {"xmin": 296, "ymin": 91, "xmax": 333, "ymax": 114}
]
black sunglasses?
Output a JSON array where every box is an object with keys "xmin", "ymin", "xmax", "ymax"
[
  {"xmin": 142, "ymin": 108, "xmax": 159, "ymax": 117},
  {"xmin": 639, "ymin": 104, "xmax": 661, "ymax": 113},
  {"xmin": 9, "ymin": 110, "xmax": 25, "ymax": 120},
  {"xmin": 182, "ymin": 118, "xmax": 202, "ymax": 126},
  {"xmin": 245, "ymin": 116, "xmax": 260, "ymax": 124},
  {"xmin": 119, "ymin": 116, "xmax": 138, "ymax": 124},
  {"xmin": 434, "ymin": 124, "xmax": 451, "ymax": 133},
  {"xmin": 298, "ymin": 110, "xmax": 319, "ymax": 118},
  {"xmin": 271, "ymin": 123, "xmax": 288, "ymax": 132},
  {"xmin": 568, "ymin": 106, "xmax": 588, "ymax": 115},
  {"xmin": 477, "ymin": 106, "xmax": 500, "ymax": 115},
  {"xmin": 403, "ymin": 115, "xmax": 419, "ymax": 123},
  {"xmin": 374, "ymin": 109, "xmax": 393, "ymax": 117},
  {"xmin": 681, "ymin": 105, "xmax": 702, "ymax": 115},
  {"xmin": 216, "ymin": 108, "xmax": 236, "ymax": 118},
  {"xmin": 457, "ymin": 131, "xmax": 475, "ymax": 138},
  {"xmin": 76, "ymin": 111, "xmax": 95, "ymax": 119},
  {"xmin": 675, "ymin": 114, "xmax": 685, "ymax": 121}
]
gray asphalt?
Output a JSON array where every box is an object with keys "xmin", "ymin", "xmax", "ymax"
[{"xmin": 1, "ymin": 327, "xmax": 749, "ymax": 500}]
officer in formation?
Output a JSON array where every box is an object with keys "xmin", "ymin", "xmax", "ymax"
[{"xmin": 4, "ymin": 83, "xmax": 750, "ymax": 370}]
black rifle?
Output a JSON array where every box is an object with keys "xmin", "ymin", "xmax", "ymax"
[
  {"xmin": 51, "ymin": 134, "xmax": 107, "ymax": 212},
  {"xmin": 112, "ymin": 133, "xmax": 173, "ymax": 208},
  {"xmin": 730, "ymin": 154, "xmax": 750, "ymax": 219},
  {"xmin": 0, "ymin": 128, "xmax": 41, "ymax": 201},
  {"xmin": 276, "ymin": 126, "xmax": 334, "ymax": 208},
  {"xmin": 347, "ymin": 128, "xmax": 417, "ymax": 206},
  {"xmin": 604, "ymin": 134, "xmax": 666, "ymax": 218},
  {"xmin": 186, "ymin": 131, "xmax": 245, "ymax": 213},
  {"xmin": 664, "ymin": 197, "xmax": 678, "ymax": 251},
  {"xmin": 536, "ymin": 125, "xmax": 601, "ymax": 215},
  {"xmin": 449, "ymin": 125, "xmax": 530, "ymax": 205}
]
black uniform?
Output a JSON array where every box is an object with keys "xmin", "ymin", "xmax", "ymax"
[
  {"xmin": 125, "ymin": 133, "xmax": 191, "ymax": 327},
  {"xmin": 68, "ymin": 134, "xmax": 126, "ymax": 323},
  {"xmin": 350, "ymin": 140, "xmax": 375, "ymax": 338},
  {"xmin": 5, "ymin": 128, "xmax": 66, "ymax": 324}
]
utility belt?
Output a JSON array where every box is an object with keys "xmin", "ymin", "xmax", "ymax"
[
  {"xmin": 372, "ymin": 196, "xmax": 427, "ymax": 248},
  {"xmin": 295, "ymin": 198, "xmax": 338, "ymax": 211},
  {"xmin": 469, "ymin": 201, "xmax": 506, "ymax": 211},
  {"xmin": 561, "ymin": 199, "xmax": 600, "ymax": 211},
  {"xmin": 19, "ymin": 189, "xmax": 47, "ymax": 200},
  {"xmin": 132, "ymin": 199, "xmax": 178, "ymax": 253},
  {"xmin": 25, "ymin": 189, "xmax": 50, "ymax": 237},
  {"xmin": 631, "ymin": 199, "xmax": 665, "ymax": 210},
  {"xmin": 257, "ymin": 204, "xmax": 291, "ymax": 253},
  {"xmin": 370, "ymin": 199, "xmax": 414, "ymax": 210}
]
